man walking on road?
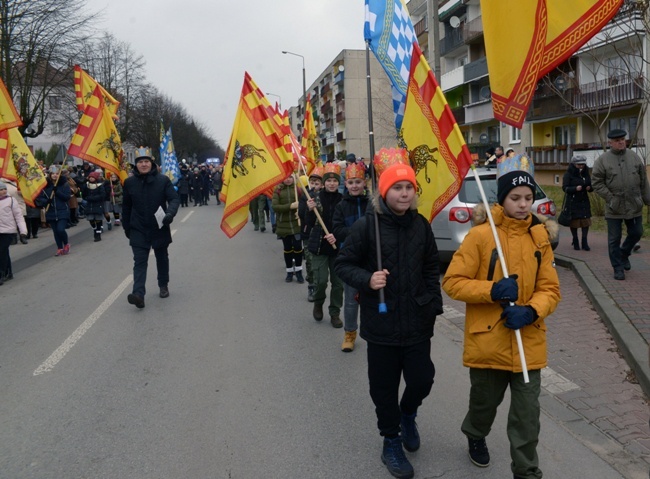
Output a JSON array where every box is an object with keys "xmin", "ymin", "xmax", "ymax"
[
  {"xmin": 122, "ymin": 147, "xmax": 180, "ymax": 309},
  {"xmin": 592, "ymin": 129, "xmax": 650, "ymax": 280}
]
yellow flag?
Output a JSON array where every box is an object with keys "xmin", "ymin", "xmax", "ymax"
[
  {"xmin": 300, "ymin": 95, "xmax": 321, "ymax": 174},
  {"xmin": 74, "ymin": 65, "xmax": 120, "ymax": 119},
  {"xmin": 220, "ymin": 72, "xmax": 294, "ymax": 238},
  {"xmin": 68, "ymin": 86, "xmax": 128, "ymax": 183},
  {"xmin": 400, "ymin": 43, "xmax": 473, "ymax": 221},
  {"xmin": 0, "ymin": 128, "xmax": 47, "ymax": 207},
  {"xmin": 482, "ymin": 0, "xmax": 623, "ymax": 127},
  {"xmin": 0, "ymin": 77, "xmax": 22, "ymax": 132}
]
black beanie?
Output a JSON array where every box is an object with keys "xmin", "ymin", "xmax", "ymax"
[{"xmin": 497, "ymin": 171, "xmax": 537, "ymax": 205}]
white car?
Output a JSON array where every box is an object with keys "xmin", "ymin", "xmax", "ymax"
[{"xmin": 431, "ymin": 167, "xmax": 557, "ymax": 263}]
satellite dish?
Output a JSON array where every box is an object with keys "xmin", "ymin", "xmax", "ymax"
[
  {"xmin": 338, "ymin": 65, "xmax": 345, "ymax": 72},
  {"xmin": 554, "ymin": 76, "xmax": 567, "ymax": 91},
  {"xmin": 479, "ymin": 133, "xmax": 489, "ymax": 144},
  {"xmin": 479, "ymin": 86, "xmax": 491, "ymax": 100},
  {"xmin": 449, "ymin": 16, "xmax": 461, "ymax": 28}
]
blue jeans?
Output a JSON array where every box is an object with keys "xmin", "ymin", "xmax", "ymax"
[
  {"xmin": 343, "ymin": 283, "xmax": 359, "ymax": 331},
  {"xmin": 50, "ymin": 218, "xmax": 68, "ymax": 249},
  {"xmin": 606, "ymin": 216, "xmax": 643, "ymax": 270}
]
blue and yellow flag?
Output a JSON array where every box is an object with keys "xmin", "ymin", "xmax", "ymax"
[{"xmin": 160, "ymin": 127, "xmax": 180, "ymax": 185}]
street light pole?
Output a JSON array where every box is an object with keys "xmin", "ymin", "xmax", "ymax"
[
  {"xmin": 282, "ymin": 50, "xmax": 307, "ymax": 135},
  {"xmin": 266, "ymin": 92, "xmax": 282, "ymax": 109}
]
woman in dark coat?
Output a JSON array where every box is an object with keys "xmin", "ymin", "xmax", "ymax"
[
  {"xmin": 562, "ymin": 155, "xmax": 593, "ymax": 250},
  {"xmin": 82, "ymin": 171, "xmax": 107, "ymax": 242},
  {"xmin": 36, "ymin": 166, "xmax": 71, "ymax": 255}
]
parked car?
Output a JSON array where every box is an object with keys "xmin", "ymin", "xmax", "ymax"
[{"xmin": 432, "ymin": 167, "xmax": 557, "ymax": 263}]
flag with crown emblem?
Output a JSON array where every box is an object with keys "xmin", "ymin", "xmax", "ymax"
[
  {"xmin": 400, "ymin": 42, "xmax": 473, "ymax": 222},
  {"xmin": 68, "ymin": 85, "xmax": 128, "ymax": 183},
  {"xmin": 300, "ymin": 95, "xmax": 320, "ymax": 176},
  {"xmin": 364, "ymin": 0, "xmax": 418, "ymax": 132},
  {"xmin": 0, "ymin": 127, "xmax": 47, "ymax": 207},
  {"xmin": 482, "ymin": 0, "xmax": 623, "ymax": 128},
  {"xmin": 0, "ymin": 77, "xmax": 22, "ymax": 133},
  {"xmin": 220, "ymin": 72, "xmax": 294, "ymax": 238},
  {"xmin": 160, "ymin": 126, "xmax": 180, "ymax": 186},
  {"xmin": 74, "ymin": 65, "xmax": 120, "ymax": 119}
]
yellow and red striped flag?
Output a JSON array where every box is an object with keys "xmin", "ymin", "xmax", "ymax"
[
  {"xmin": 400, "ymin": 42, "xmax": 473, "ymax": 221},
  {"xmin": 0, "ymin": 77, "xmax": 22, "ymax": 133},
  {"xmin": 482, "ymin": 0, "xmax": 623, "ymax": 128},
  {"xmin": 300, "ymin": 95, "xmax": 320, "ymax": 175},
  {"xmin": 74, "ymin": 65, "xmax": 120, "ymax": 119},
  {"xmin": 220, "ymin": 72, "xmax": 294, "ymax": 238},
  {"xmin": 68, "ymin": 85, "xmax": 128, "ymax": 183},
  {"xmin": 0, "ymin": 128, "xmax": 47, "ymax": 207}
]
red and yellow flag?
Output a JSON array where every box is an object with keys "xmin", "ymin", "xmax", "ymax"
[
  {"xmin": 68, "ymin": 86, "xmax": 128, "ymax": 183},
  {"xmin": 0, "ymin": 77, "xmax": 22, "ymax": 133},
  {"xmin": 220, "ymin": 72, "xmax": 294, "ymax": 238},
  {"xmin": 74, "ymin": 65, "xmax": 120, "ymax": 119},
  {"xmin": 482, "ymin": 0, "xmax": 623, "ymax": 128},
  {"xmin": 300, "ymin": 95, "xmax": 321, "ymax": 175},
  {"xmin": 401, "ymin": 42, "xmax": 473, "ymax": 221},
  {"xmin": 0, "ymin": 128, "xmax": 47, "ymax": 207}
]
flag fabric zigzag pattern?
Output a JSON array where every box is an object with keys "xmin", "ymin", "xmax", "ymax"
[
  {"xmin": 0, "ymin": 77, "xmax": 22, "ymax": 133},
  {"xmin": 482, "ymin": 0, "xmax": 623, "ymax": 128},
  {"xmin": 68, "ymin": 86, "xmax": 127, "ymax": 183},
  {"xmin": 0, "ymin": 128, "xmax": 47, "ymax": 207},
  {"xmin": 220, "ymin": 72, "xmax": 294, "ymax": 238},
  {"xmin": 365, "ymin": 0, "xmax": 418, "ymax": 131},
  {"xmin": 401, "ymin": 43, "xmax": 473, "ymax": 222},
  {"xmin": 74, "ymin": 65, "xmax": 120, "ymax": 119}
]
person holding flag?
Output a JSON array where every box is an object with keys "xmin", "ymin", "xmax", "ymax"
[
  {"xmin": 442, "ymin": 159, "xmax": 561, "ymax": 479},
  {"xmin": 36, "ymin": 166, "xmax": 72, "ymax": 255},
  {"xmin": 334, "ymin": 149, "xmax": 443, "ymax": 479}
]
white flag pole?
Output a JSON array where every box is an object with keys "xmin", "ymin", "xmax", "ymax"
[{"xmin": 470, "ymin": 166, "xmax": 530, "ymax": 384}]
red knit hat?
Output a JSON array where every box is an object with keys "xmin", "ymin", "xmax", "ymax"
[{"xmin": 378, "ymin": 163, "xmax": 417, "ymax": 198}]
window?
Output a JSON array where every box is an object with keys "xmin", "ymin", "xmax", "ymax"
[
  {"xmin": 487, "ymin": 126, "xmax": 500, "ymax": 143},
  {"xmin": 458, "ymin": 56, "xmax": 468, "ymax": 67},
  {"xmin": 554, "ymin": 125, "xmax": 576, "ymax": 145},
  {"xmin": 608, "ymin": 117, "xmax": 637, "ymax": 137},
  {"xmin": 509, "ymin": 126, "xmax": 521, "ymax": 143},
  {"xmin": 51, "ymin": 120, "xmax": 63, "ymax": 134},
  {"xmin": 48, "ymin": 96, "xmax": 62, "ymax": 110}
]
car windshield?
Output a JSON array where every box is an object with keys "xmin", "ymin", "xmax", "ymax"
[{"xmin": 459, "ymin": 175, "xmax": 547, "ymax": 204}]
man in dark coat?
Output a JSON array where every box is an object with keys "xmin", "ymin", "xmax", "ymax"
[{"xmin": 122, "ymin": 147, "xmax": 180, "ymax": 308}]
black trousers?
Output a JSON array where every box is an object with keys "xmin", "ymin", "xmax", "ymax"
[
  {"xmin": 367, "ymin": 339, "xmax": 435, "ymax": 437},
  {"xmin": 131, "ymin": 245, "xmax": 169, "ymax": 298}
]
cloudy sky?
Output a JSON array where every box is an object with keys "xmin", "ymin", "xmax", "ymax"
[{"xmin": 86, "ymin": 0, "xmax": 368, "ymax": 150}]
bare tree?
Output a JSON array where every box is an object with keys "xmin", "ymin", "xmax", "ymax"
[{"xmin": 0, "ymin": 0, "xmax": 98, "ymax": 138}]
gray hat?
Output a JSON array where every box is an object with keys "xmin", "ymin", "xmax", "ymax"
[
  {"xmin": 0, "ymin": 181, "xmax": 7, "ymax": 190},
  {"xmin": 607, "ymin": 129, "xmax": 627, "ymax": 139},
  {"xmin": 571, "ymin": 155, "xmax": 587, "ymax": 165}
]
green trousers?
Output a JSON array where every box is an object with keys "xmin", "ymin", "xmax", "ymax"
[
  {"xmin": 311, "ymin": 253, "xmax": 343, "ymax": 316},
  {"xmin": 461, "ymin": 368, "xmax": 542, "ymax": 479}
]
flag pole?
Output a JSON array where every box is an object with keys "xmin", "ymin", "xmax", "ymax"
[
  {"xmin": 365, "ymin": 40, "xmax": 387, "ymax": 314},
  {"xmin": 470, "ymin": 165, "xmax": 530, "ymax": 383},
  {"xmin": 293, "ymin": 166, "xmax": 336, "ymax": 250}
]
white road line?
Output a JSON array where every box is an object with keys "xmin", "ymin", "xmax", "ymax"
[
  {"xmin": 33, "ymin": 275, "xmax": 132, "ymax": 376},
  {"xmin": 441, "ymin": 304, "xmax": 581, "ymax": 393},
  {"xmin": 181, "ymin": 211, "xmax": 193, "ymax": 222}
]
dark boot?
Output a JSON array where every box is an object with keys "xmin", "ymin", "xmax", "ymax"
[
  {"xmin": 285, "ymin": 272, "xmax": 293, "ymax": 282},
  {"xmin": 400, "ymin": 412, "xmax": 420, "ymax": 452},
  {"xmin": 571, "ymin": 237, "xmax": 580, "ymax": 250},
  {"xmin": 295, "ymin": 271, "xmax": 304, "ymax": 283},
  {"xmin": 581, "ymin": 238, "xmax": 590, "ymax": 251},
  {"xmin": 94, "ymin": 231, "xmax": 102, "ymax": 242},
  {"xmin": 313, "ymin": 303, "xmax": 323, "ymax": 321},
  {"xmin": 381, "ymin": 437, "xmax": 414, "ymax": 479}
]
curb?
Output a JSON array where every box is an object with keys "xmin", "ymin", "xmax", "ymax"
[{"xmin": 555, "ymin": 253, "xmax": 650, "ymax": 397}]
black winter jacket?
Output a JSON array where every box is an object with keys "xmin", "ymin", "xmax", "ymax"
[
  {"xmin": 36, "ymin": 179, "xmax": 71, "ymax": 222},
  {"xmin": 122, "ymin": 168, "xmax": 180, "ymax": 249},
  {"xmin": 332, "ymin": 192, "xmax": 369, "ymax": 248},
  {"xmin": 334, "ymin": 197, "xmax": 443, "ymax": 346},
  {"xmin": 82, "ymin": 181, "xmax": 106, "ymax": 215},
  {"xmin": 562, "ymin": 164, "xmax": 592, "ymax": 220},
  {"xmin": 307, "ymin": 189, "xmax": 342, "ymax": 256}
]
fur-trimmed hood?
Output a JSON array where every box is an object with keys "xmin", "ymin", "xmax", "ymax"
[{"xmin": 472, "ymin": 202, "xmax": 560, "ymax": 247}]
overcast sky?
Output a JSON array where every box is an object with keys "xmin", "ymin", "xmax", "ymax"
[{"xmin": 86, "ymin": 0, "xmax": 368, "ymax": 150}]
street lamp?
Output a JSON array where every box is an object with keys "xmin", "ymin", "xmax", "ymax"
[
  {"xmin": 266, "ymin": 92, "xmax": 282, "ymax": 109},
  {"xmin": 282, "ymin": 50, "xmax": 307, "ymax": 131}
]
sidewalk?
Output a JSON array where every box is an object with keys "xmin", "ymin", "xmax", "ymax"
[{"xmin": 554, "ymin": 227, "xmax": 650, "ymax": 396}]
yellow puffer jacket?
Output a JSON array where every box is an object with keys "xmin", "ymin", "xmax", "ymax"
[{"xmin": 442, "ymin": 204, "xmax": 561, "ymax": 372}]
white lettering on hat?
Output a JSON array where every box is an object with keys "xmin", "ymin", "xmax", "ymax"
[{"xmin": 511, "ymin": 175, "xmax": 533, "ymax": 187}]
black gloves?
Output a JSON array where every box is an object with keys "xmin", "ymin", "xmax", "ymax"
[
  {"xmin": 501, "ymin": 305, "xmax": 536, "ymax": 330},
  {"xmin": 490, "ymin": 275, "xmax": 518, "ymax": 302},
  {"xmin": 162, "ymin": 214, "xmax": 174, "ymax": 226},
  {"xmin": 19, "ymin": 234, "xmax": 28, "ymax": 245},
  {"xmin": 124, "ymin": 229, "xmax": 130, "ymax": 239}
]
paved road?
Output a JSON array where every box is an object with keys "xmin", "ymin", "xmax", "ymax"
[{"xmin": 0, "ymin": 203, "xmax": 647, "ymax": 478}]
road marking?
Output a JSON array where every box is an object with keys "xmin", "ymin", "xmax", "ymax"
[
  {"xmin": 441, "ymin": 304, "xmax": 580, "ymax": 393},
  {"xmin": 33, "ymin": 275, "xmax": 132, "ymax": 376},
  {"xmin": 181, "ymin": 211, "xmax": 193, "ymax": 222}
]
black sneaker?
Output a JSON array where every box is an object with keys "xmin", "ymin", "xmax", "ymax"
[
  {"xmin": 623, "ymin": 256, "xmax": 631, "ymax": 271},
  {"xmin": 381, "ymin": 437, "xmax": 414, "ymax": 479},
  {"xmin": 127, "ymin": 294, "xmax": 145, "ymax": 309},
  {"xmin": 159, "ymin": 286, "xmax": 169, "ymax": 298},
  {"xmin": 614, "ymin": 269, "xmax": 625, "ymax": 281},
  {"xmin": 400, "ymin": 413, "xmax": 420, "ymax": 452},
  {"xmin": 468, "ymin": 437, "xmax": 490, "ymax": 467},
  {"xmin": 285, "ymin": 273, "xmax": 293, "ymax": 283},
  {"xmin": 295, "ymin": 271, "xmax": 304, "ymax": 283}
]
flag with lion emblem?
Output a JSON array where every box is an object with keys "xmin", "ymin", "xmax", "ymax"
[
  {"xmin": 220, "ymin": 72, "xmax": 294, "ymax": 238},
  {"xmin": 0, "ymin": 127, "xmax": 47, "ymax": 207}
]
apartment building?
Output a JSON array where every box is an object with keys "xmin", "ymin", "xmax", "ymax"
[
  {"xmin": 288, "ymin": 49, "xmax": 396, "ymax": 163},
  {"xmin": 409, "ymin": 0, "xmax": 648, "ymax": 185}
]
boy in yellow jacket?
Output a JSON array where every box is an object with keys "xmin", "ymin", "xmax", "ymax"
[{"xmin": 443, "ymin": 170, "xmax": 561, "ymax": 479}]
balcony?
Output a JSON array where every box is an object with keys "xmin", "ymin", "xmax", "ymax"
[
  {"xmin": 464, "ymin": 16, "xmax": 483, "ymax": 44},
  {"xmin": 440, "ymin": 28, "xmax": 464, "ymax": 56},
  {"xmin": 336, "ymin": 111, "xmax": 345, "ymax": 123},
  {"xmin": 441, "ymin": 65, "xmax": 464, "ymax": 91},
  {"xmin": 335, "ymin": 92, "xmax": 344, "ymax": 104},
  {"xmin": 321, "ymin": 82, "xmax": 331, "ymax": 96},
  {"xmin": 572, "ymin": 73, "xmax": 644, "ymax": 111},
  {"xmin": 464, "ymin": 57, "xmax": 488, "ymax": 83},
  {"xmin": 526, "ymin": 86, "xmax": 574, "ymax": 121},
  {"xmin": 335, "ymin": 72, "xmax": 344, "ymax": 85},
  {"xmin": 336, "ymin": 131, "xmax": 345, "ymax": 141},
  {"xmin": 320, "ymin": 102, "xmax": 332, "ymax": 115},
  {"xmin": 450, "ymin": 106, "xmax": 465, "ymax": 125},
  {"xmin": 464, "ymin": 100, "xmax": 494, "ymax": 124},
  {"xmin": 414, "ymin": 16, "xmax": 427, "ymax": 37}
]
